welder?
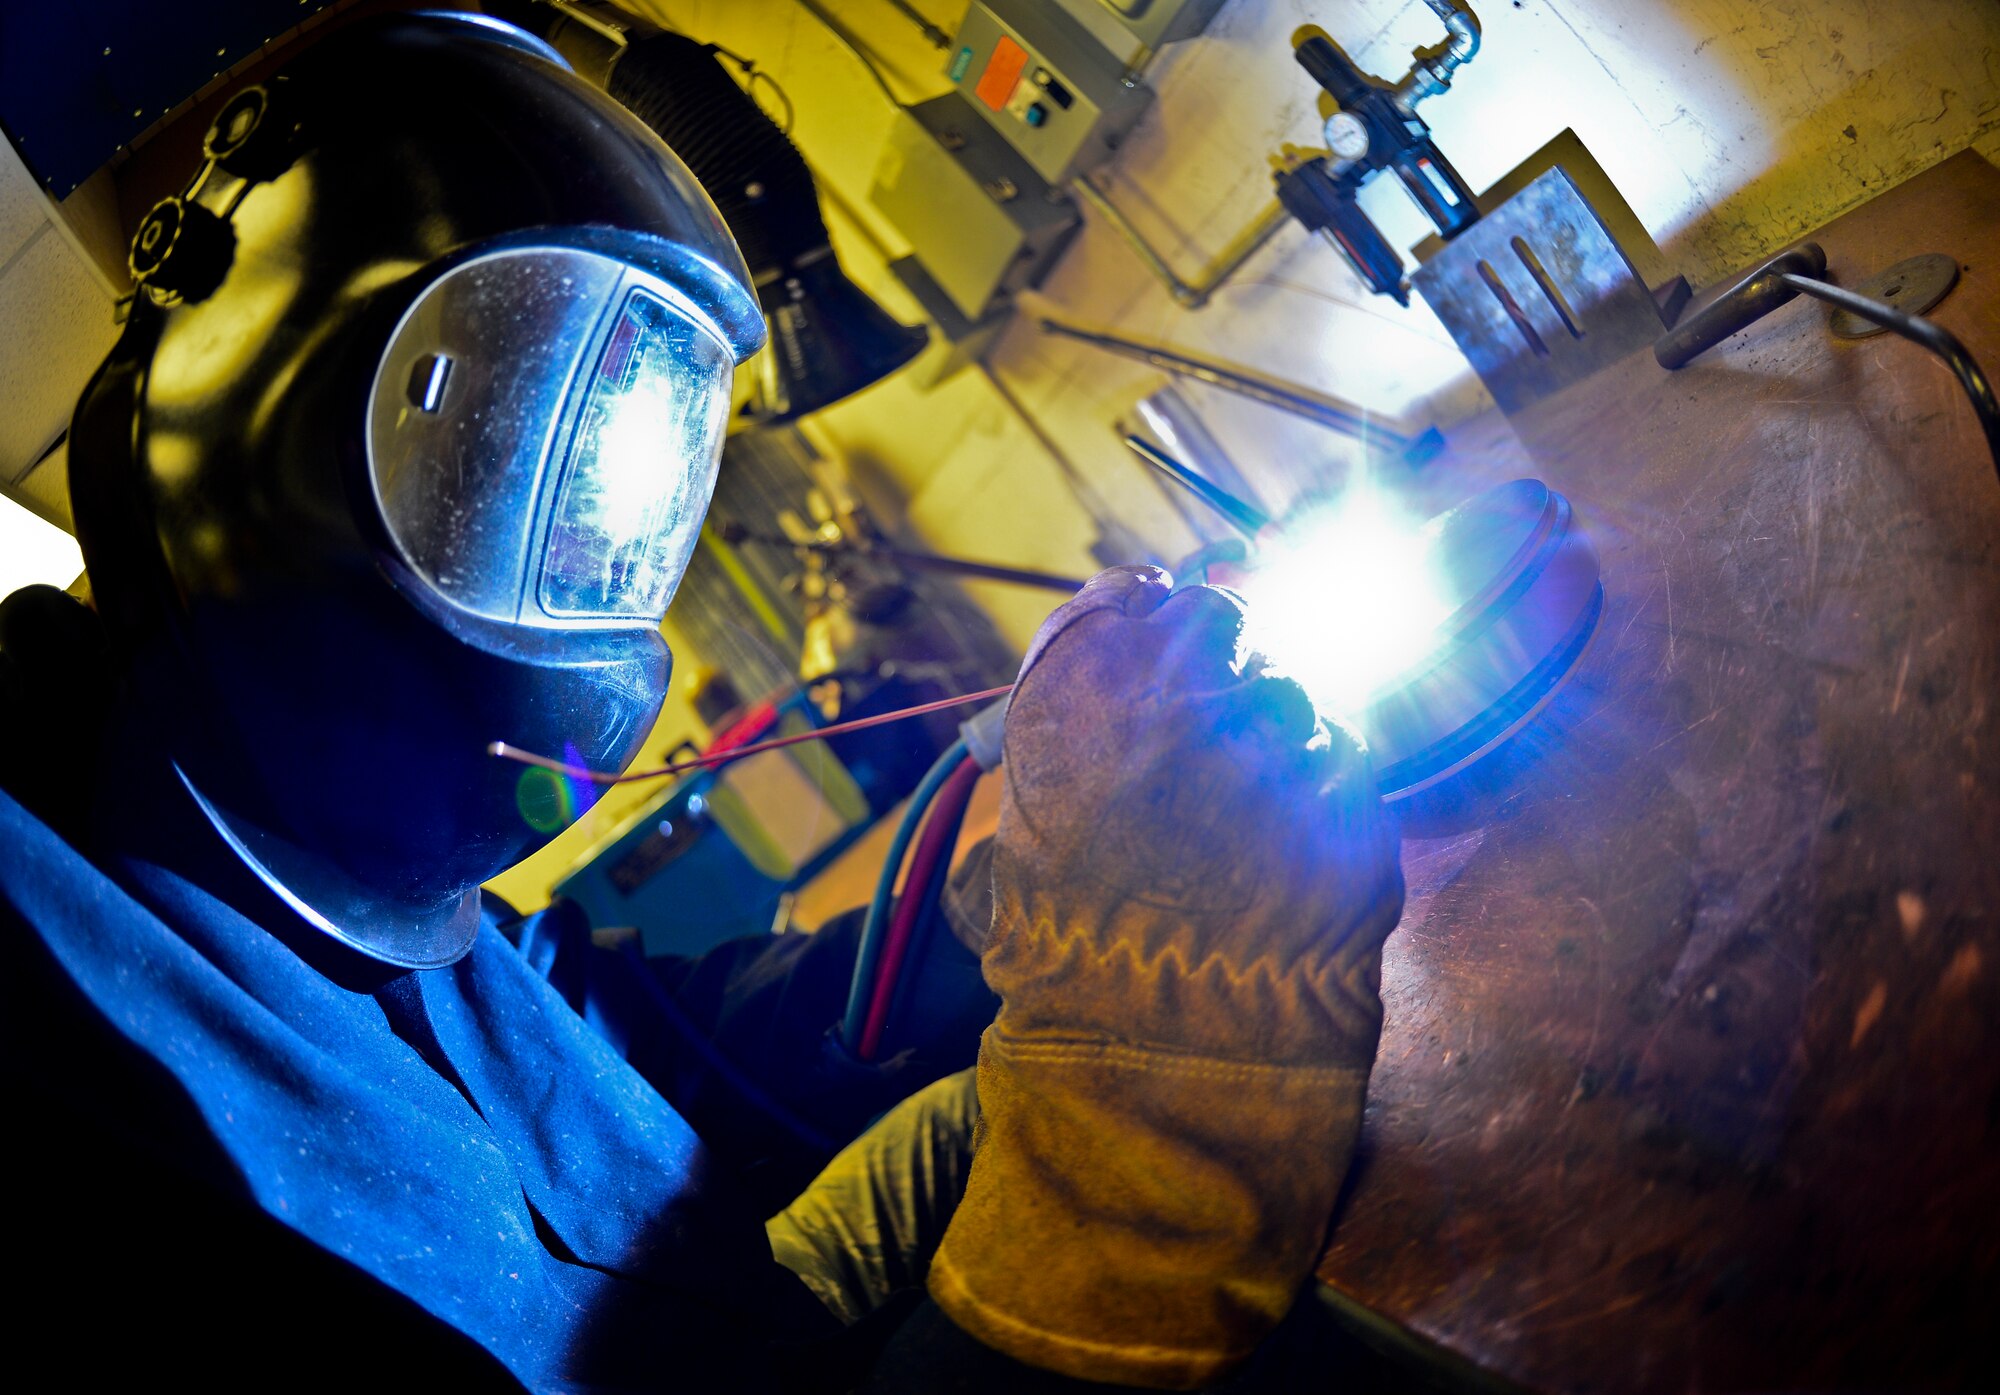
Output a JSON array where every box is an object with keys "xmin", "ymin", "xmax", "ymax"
[{"xmin": 0, "ymin": 11, "xmax": 1403, "ymax": 1391}]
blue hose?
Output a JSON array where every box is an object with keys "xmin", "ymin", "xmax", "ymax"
[
  {"xmin": 880, "ymin": 796, "xmax": 970, "ymax": 1045},
  {"xmin": 840, "ymin": 737, "xmax": 968, "ymax": 1049}
]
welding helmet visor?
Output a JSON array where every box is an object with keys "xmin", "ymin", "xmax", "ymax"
[{"xmin": 371, "ymin": 246, "xmax": 734, "ymax": 630}]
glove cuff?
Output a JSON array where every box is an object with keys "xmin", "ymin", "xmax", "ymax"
[{"xmin": 928, "ymin": 1029, "xmax": 1369, "ymax": 1389}]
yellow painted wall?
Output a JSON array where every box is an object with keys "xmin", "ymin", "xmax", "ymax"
[{"xmin": 636, "ymin": 0, "xmax": 2000, "ymax": 651}]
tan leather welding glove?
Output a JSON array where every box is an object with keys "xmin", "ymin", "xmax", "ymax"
[{"xmin": 927, "ymin": 565, "xmax": 1404, "ymax": 1389}]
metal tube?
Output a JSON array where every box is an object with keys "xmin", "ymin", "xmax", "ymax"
[
  {"xmin": 1653, "ymin": 244, "xmax": 1828, "ymax": 370},
  {"xmin": 1021, "ymin": 293, "xmax": 1438, "ymax": 457},
  {"xmin": 1397, "ymin": 0, "xmax": 1483, "ymax": 108},
  {"xmin": 1073, "ymin": 177, "xmax": 1293, "ymax": 311},
  {"xmin": 1654, "ymin": 242, "xmax": 1999, "ymax": 486},
  {"xmin": 1424, "ymin": 0, "xmax": 1482, "ymax": 72},
  {"xmin": 1129, "ymin": 385, "xmax": 1266, "ymax": 542},
  {"xmin": 1124, "ymin": 436, "xmax": 1272, "ymax": 538}
]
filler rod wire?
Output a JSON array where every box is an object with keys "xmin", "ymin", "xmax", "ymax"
[{"xmin": 490, "ymin": 685, "xmax": 1016, "ymax": 787}]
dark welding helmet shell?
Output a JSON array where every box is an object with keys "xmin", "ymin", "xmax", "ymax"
[{"xmin": 68, "ymin": 12, "xmax": 763, "ymax": 969}]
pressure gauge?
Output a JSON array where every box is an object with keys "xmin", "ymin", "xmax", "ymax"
[{"xmin": 1324, "ymin": 110, "xmax": 1370, "ymax": 163}]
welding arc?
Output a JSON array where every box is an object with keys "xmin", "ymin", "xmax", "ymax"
[
  {"xmin": 488, "ymin": 685, "xmax": 1015, "ymax": 786},
  {"xmin": 1124, "ymin": 436, "xmax": 1272, "ymax": 538}
]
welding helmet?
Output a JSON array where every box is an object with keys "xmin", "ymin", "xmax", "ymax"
[{"xmin": 67, "ymin": 12, "xmax": 763, "ymax": 968}]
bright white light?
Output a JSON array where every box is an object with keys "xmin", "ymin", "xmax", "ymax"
[
  {"xmin": 586, "ymin": 383, "xmax": 681, "ymax": 540},
  {"xmin": 1, "ymin": 494, "xmax": 84, "ymax": 601},
  {"xmin": 1238, "ymin": 485, "xmax": 1449, "ymax": 717}
]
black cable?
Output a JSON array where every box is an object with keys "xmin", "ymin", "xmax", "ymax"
[
  {"xmin": 1776, "ymin": 272, "xmax": 2000, "ymax": 483},
  {"xmin": 1655, "ymin": 244, "xmax": 1999, "ymax": 487},
  {"xmin": 706, "ymin": 41, "xmax": 795, "ymax": 133}
]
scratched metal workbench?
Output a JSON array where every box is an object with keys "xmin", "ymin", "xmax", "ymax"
[{"xmin": 1317, "ymin": 150, "xmax": 2000, "ymax": 1392}]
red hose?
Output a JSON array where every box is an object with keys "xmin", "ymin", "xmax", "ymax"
[{"xmin": 857, "ymin": 755, "xmax": 982, "ymax": 1060}]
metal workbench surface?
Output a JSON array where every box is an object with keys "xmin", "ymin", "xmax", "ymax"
[{"xmin": 1319, "ymin": 151, "xmax": 2000, "ymax": 1393}]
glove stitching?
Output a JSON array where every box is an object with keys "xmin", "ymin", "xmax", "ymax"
[
  {"xmin": 987, "ymin": 1038, "xmax": 1371, "ymax": 1084},
  {"xmin": 999, "ymin": 906, "xmax": 1397, "ymax": 986}
]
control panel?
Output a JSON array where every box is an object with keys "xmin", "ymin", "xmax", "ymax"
[
  {"xmin": 948, "ymin": 0, "xmax": 1150, "ymax": 186},
  {"xmin": 1055, "ymin": 0, "xmax": 1229, "ymax": 63},
  {"xmin": 870, "ymin": 93, "xmax": 1082, "ymax": 322}
]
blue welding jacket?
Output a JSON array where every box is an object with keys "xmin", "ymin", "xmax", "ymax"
[{"xmin": 0, "ymin": 742, "xmax": 835, "ymax": 1390}]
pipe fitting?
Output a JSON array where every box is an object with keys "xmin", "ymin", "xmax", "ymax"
[{"xmin": 1396, "ymin": 0, "xmax": 1482, "ymax": 109}]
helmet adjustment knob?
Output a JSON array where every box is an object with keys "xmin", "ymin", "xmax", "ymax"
[
  {"xmin": 203, "ymin": 82, "xmax": 297, "ymax": 182},
  {"xmin": 129, "ymin": 197, "xmax": 235, "ymax": 302}
]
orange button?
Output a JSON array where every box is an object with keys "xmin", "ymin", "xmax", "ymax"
[{"xmin": 975, "ymin": 35, "xmax": 1029, "ymax": 111}]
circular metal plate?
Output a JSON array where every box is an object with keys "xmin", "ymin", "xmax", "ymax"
[
  {"xmin": 1829, "ymin": 252, "xmax": 1959, "ymax": 339},
  {"xmin": 1364, "ymin": 479, "xmax": 1603, "ymax": 800}
]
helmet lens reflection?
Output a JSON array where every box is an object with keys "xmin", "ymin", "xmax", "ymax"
[{"xmin": 541, "ymin": 288, "xmax": 729, "ymax": 621}]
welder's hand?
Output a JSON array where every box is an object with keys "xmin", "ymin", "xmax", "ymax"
[{"xmin": 927, "ymin": 565, "xmax": 1404, "ymax": 1390}]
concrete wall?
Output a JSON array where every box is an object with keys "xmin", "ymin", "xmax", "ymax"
[{"xmin": 0, "ymin": 139, "xmax": 121, "ymax": 544}]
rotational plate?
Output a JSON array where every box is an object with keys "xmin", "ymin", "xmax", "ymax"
[{"xmin": 1364, "ymin": 479, "xmax": 1603, "ymax": 799}]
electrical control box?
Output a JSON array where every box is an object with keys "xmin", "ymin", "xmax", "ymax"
[
  {"xmin": 947, "ymin": 0, "xmax": 1151, "ymax": 186},
  {"xmin": 887, "ymin": 256, "xmax": 1014, "ymax": 388},
  {"xmin": 870, "ymin": 93, "xmax": 1081, "ymax": 322},
  {"xmin": 1054, "ymin": 0, "xmax": 1230, "ymax": 64}
]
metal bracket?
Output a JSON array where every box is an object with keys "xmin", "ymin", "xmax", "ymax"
[{"xmin": 1411, "ymin": 167, "xmax": 1672, "ymax": 416}]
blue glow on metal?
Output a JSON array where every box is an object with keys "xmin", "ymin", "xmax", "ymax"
[{"xmin": 1237, "ymin": 483, "xmax": 1449, "ymax": 719}]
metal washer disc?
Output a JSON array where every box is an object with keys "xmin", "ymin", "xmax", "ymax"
[
  {"xmin": 1830, "ymin": 252, "xmax": 1959, "ymax": 338},
  {"xmin": 1361, "ymin": 479, "xmax": 1602, "ymax": 800}
]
